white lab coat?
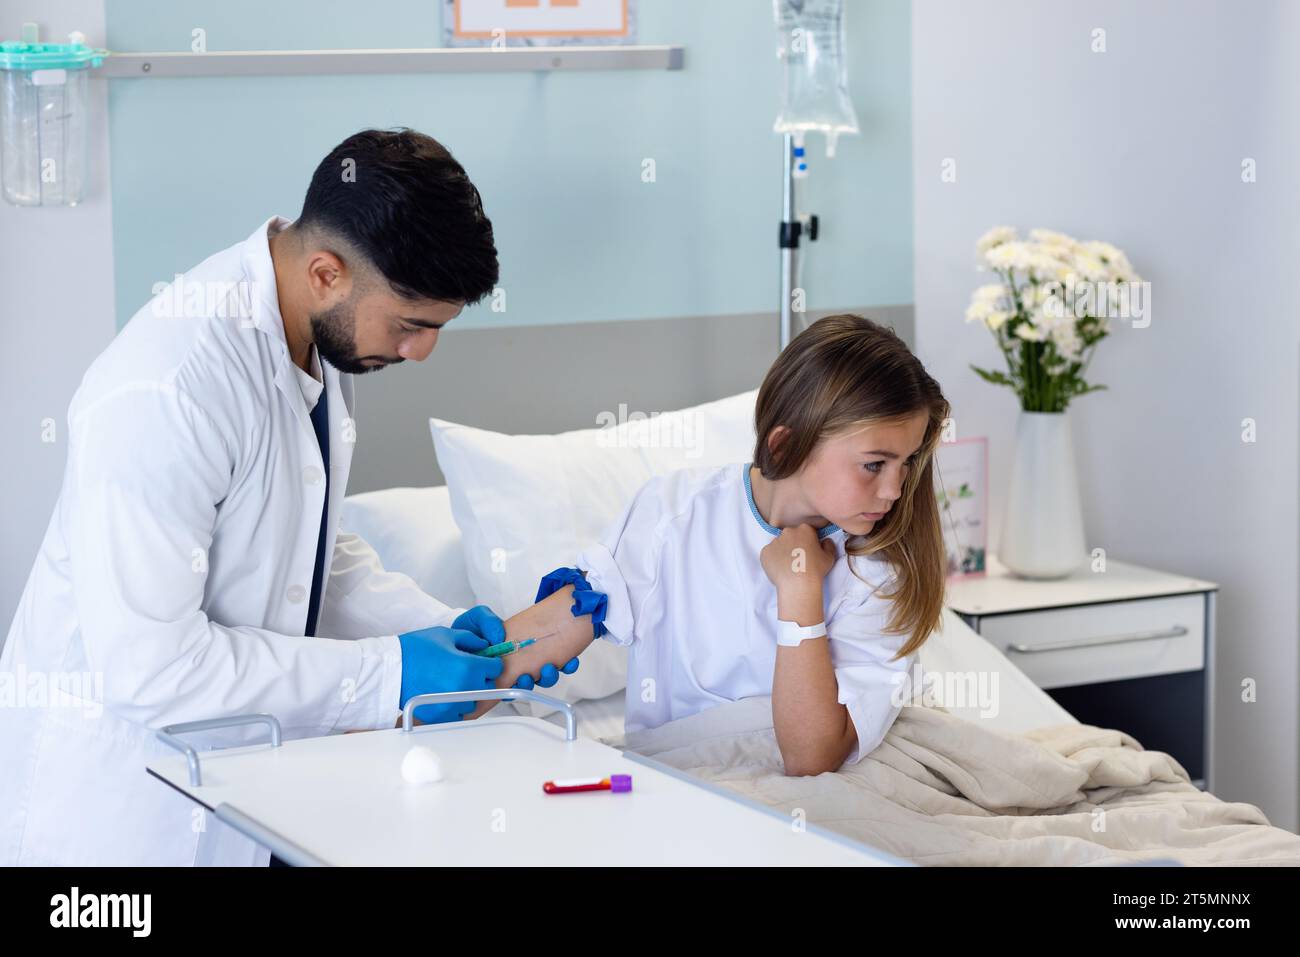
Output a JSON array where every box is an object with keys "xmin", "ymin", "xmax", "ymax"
[{"xmin": 0, "ymin": 217, "xmax": 463, "ymax": 866}]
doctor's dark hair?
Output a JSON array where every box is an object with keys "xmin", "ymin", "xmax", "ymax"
[
  {"xmin": 295, "ymin": 128, "xmax": 498, "ymax": 304},
  {"xmin": 752, "ymin": 314, "xmax": 952, "ymax": 660}
]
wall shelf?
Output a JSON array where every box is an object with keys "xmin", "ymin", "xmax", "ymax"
[{"xmin": 98, "ymin": 45, "xmax": 684, "ymax": 79}]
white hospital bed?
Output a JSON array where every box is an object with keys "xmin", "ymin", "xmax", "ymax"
[{"xmin": 341, "ymin": 484, "xmax": 1079, "ymax": 742}]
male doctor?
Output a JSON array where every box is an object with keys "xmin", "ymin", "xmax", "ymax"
[{"xmin": 0, "ymin": 128, "xmax": 576, "ymax": 865}]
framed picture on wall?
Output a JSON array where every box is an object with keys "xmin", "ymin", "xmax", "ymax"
[
  {"xmin": 934, "ymin": 436, "xmax": 987, "ymax": 579},
  {"xmin": 444, "ymin": 0, "xmax": 637, "ymax": 47}
]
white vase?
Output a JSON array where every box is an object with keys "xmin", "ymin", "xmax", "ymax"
[{"xmin": 998, "ymin": 411, "xmax": 1086, "ymax": 579}]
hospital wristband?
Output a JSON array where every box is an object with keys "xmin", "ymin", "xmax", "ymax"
[{"xmin": 776, "ymin": 618, "xmax": 827, "ymax": 647}]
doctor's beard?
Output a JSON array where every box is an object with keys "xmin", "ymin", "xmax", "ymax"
[{"xmin": 309, "ymin": 297, "xmax": 401, "ymax": 375}]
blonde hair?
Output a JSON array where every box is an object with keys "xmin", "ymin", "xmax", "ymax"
[{"xmin": 753, "ymin": 314, "xmax": 951, "ymax": 659}]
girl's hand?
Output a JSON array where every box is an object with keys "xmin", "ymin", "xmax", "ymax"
[{"xmin": 760, "ymin": 524, "xmax": 837, "ymax": 594}]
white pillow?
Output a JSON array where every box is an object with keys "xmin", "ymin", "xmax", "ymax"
[
  {"xmin": 429, "ymin": 389, "xmax": 758, "ymax": 704},
  {"xmin": 339, "ymin": 485, "xmax": 477, "ymax": 610}
]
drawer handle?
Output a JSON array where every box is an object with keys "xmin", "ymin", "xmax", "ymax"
[{"xmin": 1006, "ymin": 624, "xmax": 1189, "ymax": 654}]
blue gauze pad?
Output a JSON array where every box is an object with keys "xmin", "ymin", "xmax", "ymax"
[{"xmin": 535, "ymin": 566, "xmax": 608, "ymax": 639}]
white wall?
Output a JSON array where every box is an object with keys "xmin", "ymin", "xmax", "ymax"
[
  {"xmin": 913, "ymin": 0, "xmax": 1299, "ymax": 829},
  {"xmin": 0, "ymin": 0, "xmax": 115, "ymax": 635}
]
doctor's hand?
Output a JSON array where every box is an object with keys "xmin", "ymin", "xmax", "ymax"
[
  {"xmin": 451, "ymin": 605, "xmax": 506, "ymax": 648},
  {"xmin": 512, "ymin": 656, "xmax": 581, "ymax": 691},
  {"xmin": 397, "ymin": 625, "xmax": 503, "ymax": 724},
  {"xmin": 451, "ymin": 605, "xmax": 580, "ymax": 690}
]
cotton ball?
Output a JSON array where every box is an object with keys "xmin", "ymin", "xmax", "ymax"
[{"xmin": 400, "ymin": 746, "xmax": 444, "ymax": 785}]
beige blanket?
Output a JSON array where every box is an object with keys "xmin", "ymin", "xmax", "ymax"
[{"xmin": 609, "ymin": 697, "xmax": 1300, "ymax": 866}]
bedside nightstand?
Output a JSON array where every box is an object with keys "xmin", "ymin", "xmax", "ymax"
[{"xmin": 945, "ymin": 555, "xmax": 1218, "ymax": 791}]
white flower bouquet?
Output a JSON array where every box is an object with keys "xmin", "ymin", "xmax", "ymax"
[{"xmin": 965, "ymin": 226, "xmax": 1143, "ymax": 412}]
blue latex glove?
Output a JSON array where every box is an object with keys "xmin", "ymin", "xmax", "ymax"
[
  {"xmin": 451, "ymin": 605, "xmax": 507, "ymax": 648},
  {"xmin": 535, "ymin": 567, "xmax": 609, "ymax": 639},
  {"xmin": 453, "ymin": 604, "xmax": 581, "ymax": 691},
  {"xmin": 398, "ymin": 625, "xmax": 503, "ymax": 723},
  {"xmin": 513, "ymin": 657, "xmax": 581, "ymax": 691}
]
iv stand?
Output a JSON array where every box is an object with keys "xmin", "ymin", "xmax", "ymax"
[
  {"xmin": 779, "ymin": 133, "xmax": 796, "ymax": 351},
  {"xmin": 778, "ymin": 133, "xmax": 817, "ymax": 351}
]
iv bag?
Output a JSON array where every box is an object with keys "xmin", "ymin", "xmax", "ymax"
[{"xmin": 773, "ymin": 0, "xmax": 859, "ymax": 158}]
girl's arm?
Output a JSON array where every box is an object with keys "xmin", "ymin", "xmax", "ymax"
[
  {"xmin": 392, "ymin": 584, "xmax": 599, "ymax": 727},
  {"xmin": 760, "ymin": 526, "xmax": 857, "ymax": 776},
  {"xmin": 462, "ymin": 584, "xmax": 598, "ymax": 720},
  {"xmin": 770, "ymin": 580, "xmax": 858, "ymax": 775}
]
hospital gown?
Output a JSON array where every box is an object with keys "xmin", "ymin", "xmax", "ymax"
[{"xmin": 577, "ymin": 463, "xmax": 917, "ymax": 764}]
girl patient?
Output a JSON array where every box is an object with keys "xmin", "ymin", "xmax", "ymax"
[{"xmin": 471, "ymin": 314, "xmax": 952, "ymax": 776}]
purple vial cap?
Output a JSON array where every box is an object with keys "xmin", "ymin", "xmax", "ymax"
[{"xmin": 610, "ymin": 774, "xmax": 633, "ymax": 793}]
